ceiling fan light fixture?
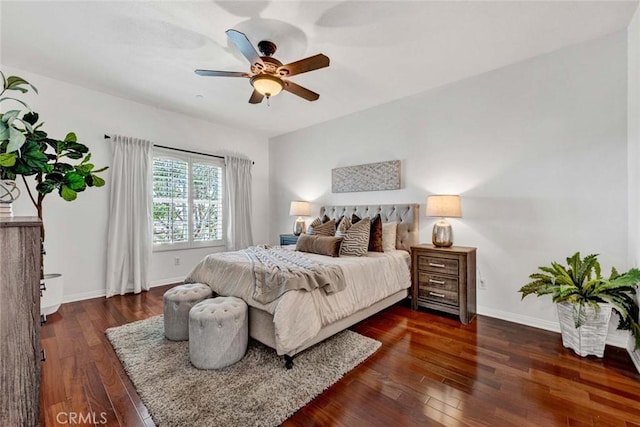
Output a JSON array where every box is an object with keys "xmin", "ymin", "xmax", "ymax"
[
  {"xmin": 196, "ymin": 29, "xmax": 329, "ymax": 103},
  {"xmin": 251, "ymin": 74, "xmax": 284, "ymax": 98}
]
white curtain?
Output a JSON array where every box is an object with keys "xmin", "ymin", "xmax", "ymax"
[
  {"xmin": 105, "ymin": 135, "xmax": 153, "ymax": 297},
  {"xmin": 225, "ymin": 155, "xmax": 253, "ymax": 250}
]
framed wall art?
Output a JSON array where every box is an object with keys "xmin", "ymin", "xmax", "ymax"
[{"xmin": 331, "ymin": 160, "xmax": 401, "ymax": 193}]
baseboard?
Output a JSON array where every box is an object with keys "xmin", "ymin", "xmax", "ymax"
[
  {"xmin": 478, "ymin": 305, "xmax": 560, "ymax": 333},
  {"xmin": 63, "ymin": 289, "xmax": 107, "ymax": 303},
  {"xmin": 60, "ymin": 286, "xmax": 633, "ymax": 352},
  {"xmin": 606, "ymin": 332, "xmax": 634, "ymax": 348},
  {"xmin": 477, "ymin": 305, "xmax": 630, "ymax": 349},
  {"xmin": 62, "ymin": 278, "xmax": 183, "ymax": 304},
  {"xmin": 148, "ymin": 277, "xmax": 185, "ymax": 287},
  {"xmin": 628, "ymin": 341, "xmax": 640, "ymax": 374}
]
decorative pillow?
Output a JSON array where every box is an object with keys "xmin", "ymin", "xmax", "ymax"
[
  {"xmin": 296, "ymin": 234, "xmax": 343, "ymax": 257},
  {"xmin": 307, "ymin": 218, "xmax": 336, "ymax": 236},
  {"xmin": 322, "ymin": 214, "xmax": 343, "ymax": 229},
  {"xmin": 309, "ymin": 217, "xmax": 322, "ymax": 227},
  {"xmin": 382, "ymin": 222, "xmax": 398, "ymax": 252},
  {"xmin": 368, "ymin": 214, "xmax": 383, "ymax": 252},
  {"xmin": 335, "ymin": 216, "xmax": 352, "ymax": 238},
  {"xmin": 307, "ymin": 217, "xmax": 322, "ymax": 233},
  {"xmin": 352, "ymin": 213, "xmax": 383, "ymax": 252},
  {"xmin": 340, "ymin": 217, "xmax": 371, "ymax": 256}
]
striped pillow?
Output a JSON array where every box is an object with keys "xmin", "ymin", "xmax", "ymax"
[
  {"xmin": 335, "ymin": 216, "xmax": 352, "ymax": 238},
  {"xmin": 352, "ymin": 213, "xmax": 383, "ymax": 252},
  {"xmin": 308, "ymin": 217, "xmax": 322, "ymax": 229},
  {"xmin": 307, "ymin": 217, "xmax": 336, "ymax": 236},
  {"xmin": 323, "ymin": 214, "xmax": 343, "ymax": 229},
  {"xmin": 340, "ymin": 217, "xmax": 371, "ymax": 256}
]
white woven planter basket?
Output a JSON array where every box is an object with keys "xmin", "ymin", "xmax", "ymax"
[{"xmin": 556, "ymin": 302, "xmax": 612, "ymax": 357}]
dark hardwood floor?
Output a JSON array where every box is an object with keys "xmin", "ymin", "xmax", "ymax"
[{"xmin": 40, "ymin": 285, "xmax": 640, "ymax": 426}]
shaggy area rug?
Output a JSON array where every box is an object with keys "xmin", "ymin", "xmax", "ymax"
[{"xmin": 106, "ymin": 315, "xmax": 381, "ymax": 427}]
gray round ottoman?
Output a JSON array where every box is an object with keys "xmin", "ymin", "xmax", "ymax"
[
  {"xmin": 163, "ymin": 283, "xmax": 213, "ymax": 341},
  {"xmin": 189, "ymin": 296, "xmax": 248, "ymax": 370}
]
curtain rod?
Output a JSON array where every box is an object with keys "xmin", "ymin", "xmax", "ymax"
[{"xmin": 104, "ymin": 134, "xmax": 254, "ymax": 164}]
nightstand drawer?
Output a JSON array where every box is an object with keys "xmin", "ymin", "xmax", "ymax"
[
  {"xmin": 418, "ymin": 287, "xmax": 459, "ymax": 306},
  {"xmin": 417, "ymin": 255, "xmax": 459, "ymax": 275},
  {"xmin": 280, "ymin": 234, "xmax": 299, "ymax": 246},
  {"xmin": 418, "ymin": 272, "xmax": 458, "ymax": 292}
]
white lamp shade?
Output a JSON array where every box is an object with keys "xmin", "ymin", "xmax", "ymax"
[
  {"xmin": 251, "ymin": 75, "xmax": 283, "ymax": 97},
  {"xmin": 289, "ymin": 201, "xmax": 311, "ymax": 217},
  {"xmin": 426, "ymin": 195, "xmax": 462, "ymax": 218}
]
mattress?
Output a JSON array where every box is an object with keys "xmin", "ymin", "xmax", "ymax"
[{"xmin": 184, "ymin": 248, "xmax": 411, "ymax": 354}]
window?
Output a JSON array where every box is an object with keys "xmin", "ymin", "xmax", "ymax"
[{"xmin": 152, "ymin": 149, "xmax": 224, "ymax": 250}]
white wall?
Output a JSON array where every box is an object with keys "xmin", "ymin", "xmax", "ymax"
[
  {"xmin": 629, "ymin": 8, "xmax": 640, "ymax": 268},
  {"xmin": 627, "ymin": 5, "xmax": 640, "ymax": 370},
  {"xmin": 269, "ymin": 32, "xmax": 630, "ymax": 343},
  {"xmin": 3, "ymin": 65, "xmax": 270, "ymax": 301}
]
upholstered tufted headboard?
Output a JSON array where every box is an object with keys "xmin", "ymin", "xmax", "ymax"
[{"xmin": 319, "ymin": 204, "xmax": 419, "ymax": 252}]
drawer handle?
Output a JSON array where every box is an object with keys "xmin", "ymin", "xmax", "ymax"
[
  {"xmin": 41, "ymin": 349, "xmax": 46, "ymax": 362},
  {"xmin": 429, "ymin": 279, "xmax": 446, "ymax": 285},
  {"xmin": 429, "ymin": 291, "xmax": 446, "ymax": 298},
  {"xmin": 429, "ymin": 263, "xmax": 446, "ymax": 268}
]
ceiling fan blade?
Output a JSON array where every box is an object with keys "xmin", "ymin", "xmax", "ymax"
[
  {"xmin": 194, "ymin": 69, "xmax": 250, "ymax": 78},
  {"xmin": 283, "ymin": 81, "xmax": 320, "ymax": 101},
  {"xmin": 225, "ymin": 29, "xmax": 264, "ymax": 69},
  {"xmin": 277, "ymin": 54, "xmax": 330, "ymax": 77},
  {"xmin": 248, "ymin": 90, "xmax": 264, "ymax": 104}
]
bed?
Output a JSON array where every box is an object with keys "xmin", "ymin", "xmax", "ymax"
[{"xmin": 184, "ymin": 203, "xmax": 419, "ymax": 367}]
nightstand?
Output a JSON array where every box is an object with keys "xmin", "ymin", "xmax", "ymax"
[
  {"xmin": 279, "ymin": 234, "xmax": 299, "ymax": 246},
  {"xmin": 411, "ymin": 244, "xmax": 477, "ymax": 324}
]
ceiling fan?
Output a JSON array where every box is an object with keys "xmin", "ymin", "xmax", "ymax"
[{"xmin": 195, "ymin": 29, "xmax": 330, "ymax": 104}]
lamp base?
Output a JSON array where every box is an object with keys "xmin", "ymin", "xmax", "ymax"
[
  {"xmin": 293, "ymin": 217, "xmax": 306, "ymax": 236},
  {"xmin": 432, "ymin": 219, "xmax": 453, "ymax": 247}
]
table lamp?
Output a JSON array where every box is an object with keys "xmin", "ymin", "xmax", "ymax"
[
  {"xmin": 426, "ymin": 195, "xmax": 462, "ymax": 247},
  {"xmin": 289, "ymin": 201, "xmax": 311, "ymax": 236}
]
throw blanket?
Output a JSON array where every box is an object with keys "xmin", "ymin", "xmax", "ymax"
[{"xmin": 244, "ymin": 246, "xmax": 345, "ymax": 304}]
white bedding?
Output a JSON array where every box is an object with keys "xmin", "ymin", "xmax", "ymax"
[{"xmin": 184, "ymin": 248, "xmax": 411, "ymax": 354}]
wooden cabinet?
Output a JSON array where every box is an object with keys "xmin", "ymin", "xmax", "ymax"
[
  {"xmin": 279, "ymin": 234, "xmax": 299, "ymax": 246},
  {"xmin": 0, "ymin": 217, "xmax": 42, "ymax": 426},
  {"xmin": 411, "ymin": 244, "xmax": 477, "ymax": 324}
]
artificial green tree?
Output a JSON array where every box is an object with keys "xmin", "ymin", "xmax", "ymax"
[{"xmin": 0, "ymin": 71, "xmax": 107, "ymax": 252}]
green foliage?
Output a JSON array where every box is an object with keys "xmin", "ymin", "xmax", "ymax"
[
  {"xmin": 1, "ymin": 126, "xmax": 107, "ymax": 204},
  {"xmin": 0, "ymin": 71, "xmax": 108, "ymax": 226},
  {"xmin": 0, "ymin": 71, "xmax": 38, "ymax": 153},
  {"xmin": 519, "ymin": 252, "xmax": 640, "ymax": 350}
]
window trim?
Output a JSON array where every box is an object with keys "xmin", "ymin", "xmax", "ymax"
[{"xmin": 152, "ymin": 148, "xmax": 225, "ymax": 252}]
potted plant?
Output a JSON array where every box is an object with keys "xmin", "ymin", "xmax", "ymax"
[
  {"xmin": 519, "ymin": 252, "xmax": 640, "ymax": 357},
  {"xmin": 0, "ymin": 73, "xmax": 36, "ymax": 215},
  {"xmin": 0, "ymin": 72, "xmax": 107, "ymax": 213},
  {"xmin": 0, "ymin": 71, "xmax": 107, "ymax": 314}
]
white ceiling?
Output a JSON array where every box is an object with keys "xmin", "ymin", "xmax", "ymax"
[{"xmin": 1, "ymin": 1, "xmax": 638, "ymax": 137}]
